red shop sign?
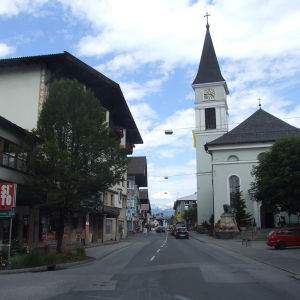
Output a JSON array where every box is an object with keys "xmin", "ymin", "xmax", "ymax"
[{"xmin": 0, "ymin": 183, "xmax": 17, "ymax": 210}]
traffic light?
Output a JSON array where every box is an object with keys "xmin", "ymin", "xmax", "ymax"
[
  {"xmin": 186, "ymin": 217, "xmax": 189, "ymax": 221},
  {"xmin": 143, "ymin": 217, "xmax": 146, "ymax": 220}
]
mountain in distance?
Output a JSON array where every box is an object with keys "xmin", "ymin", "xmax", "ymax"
[{"xmin": 151, "ymin": 204, "xmax": 174, "ymax": 216}]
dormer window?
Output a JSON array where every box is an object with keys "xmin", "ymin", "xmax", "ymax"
[{"xmin": 205, "ymin": 108, "xmax": 216, "ymax": 129}]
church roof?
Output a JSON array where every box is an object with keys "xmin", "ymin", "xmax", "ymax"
[
  {"xmin": 206, "ymin": 109, "xmax": 300, "ymax": 146},
  {"xmin": 192, "ymin": 25, "xmax": 225, "ymax": 85}
]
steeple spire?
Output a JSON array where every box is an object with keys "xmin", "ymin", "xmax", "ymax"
[{"xmin": 192, "ymin": 20, "xmax": 225, "ymax": 85}]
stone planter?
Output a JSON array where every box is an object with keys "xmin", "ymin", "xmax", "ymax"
[{"xmin": 214, "ymin": 231, "xmax": 240, "ymax": 239}]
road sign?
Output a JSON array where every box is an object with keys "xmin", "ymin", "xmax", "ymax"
[
  {"xmin": 176, "ymin": 216, "xmax": 181, "ymax": 220},
  {"xmin": 0, "ymin": 210, "xmax": 12, "ymax": 217},
  {"xmin": 176, "ymin": 211, "xmax": 181, "ymax": 216},
  {"xmin": 11, "ymin": 207, "xmax": 16, "ymax": 218}
]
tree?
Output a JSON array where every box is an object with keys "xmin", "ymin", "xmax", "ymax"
[
  {"xmin": 251, "ymin": 136, "xmax": 300, "ymax": 224},
  {"xmin": 183, "ymin": 204, "xmax": 197, "ymax": 225},
  {"xmin": 27, "ymin": 78, "xmax": 130, "ymax": 253},
  {"xmin": 231, "ymin": 189, "xmax": 252, "ymax": 227}
]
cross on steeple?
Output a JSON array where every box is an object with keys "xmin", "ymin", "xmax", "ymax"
[
  {"xmin": 258, "ymin": 97, "xmax": 262, "ymax": 108},
  {"xmin": 204, "ymin": 12, "xmax": 211, "ymax": 28}
]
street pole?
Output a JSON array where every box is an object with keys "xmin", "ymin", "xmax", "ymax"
[{"xmin": 7, "ymin": 217, "xmax": 12, "ymax": 269}]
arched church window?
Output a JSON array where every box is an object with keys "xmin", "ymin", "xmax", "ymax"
[
  {"xmin": 227, "ymin": 155, "xmax": 239, "ymax": 162},
  {"xmin": 257, "ymin": 152, "xmax": 265, "ymax": 160},
  {"xmin": 229, "ymin": 175, "xmax": 240, "ymax": 206},
  {"xmin": 205, "ymin": 108, "xmax": 216, "ymax": 129}
]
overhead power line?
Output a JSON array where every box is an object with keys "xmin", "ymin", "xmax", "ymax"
[{"xmin": 126, "ymin": 116, "xmax": 300, "ymax": 132}]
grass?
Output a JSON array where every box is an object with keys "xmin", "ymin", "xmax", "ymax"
[{"xmin": 0, "ymin": 248, "xmax": 89, "ymax": 270}]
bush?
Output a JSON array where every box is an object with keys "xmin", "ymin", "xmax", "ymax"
[
  {"xmin": 11, "ymin": 237, "xmax": 29, "ymax": 257},
  {"xmin": 10, "ymin": 255, "xmax": 25, "ymax": 269},
  {"xmin": 0, "ymin": 248, "xmax": 8, "ymax": 269},
  {"xmin": 75, "ymin": 247, "xmax": 86, "ymax": 257},
  {"xmin": 201, "ymin": 220, "xmax": 210, "ymax": 229},
  {"xmin": 21, "ymin": 251, "xmax": 44, "ymax": 268},
  {"xmin": 44, "ymin": 253, "xmax": 61, "ymax": 265}
]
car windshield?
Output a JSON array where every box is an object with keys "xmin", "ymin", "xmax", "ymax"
[
  {"xmin": 267, "ymin": 230, "xmax": 275, "ymax": 236},
  {"xmin": 178, "ymin": 227, "xmax": 187, "ymax": 232}
]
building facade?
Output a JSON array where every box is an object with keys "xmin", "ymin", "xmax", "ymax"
[
  {"xmin": 0, "ymin": 52, "xmax": 143, "ymax": 247},
  {"xmin": 193, "ymin": 23, "xmax": 300, "ymax": 229}
]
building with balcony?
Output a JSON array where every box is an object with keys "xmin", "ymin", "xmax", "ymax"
[
  {"xmin": 126, "ymin": 156, "xmax": 148, "ymax": 232},
  {"xmin": 0, "ymin": 51, "xmax": 143, "ymax": 247}
]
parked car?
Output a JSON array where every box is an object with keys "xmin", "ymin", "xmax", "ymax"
[
  {"xmin": 155, "ymin": 226, "xmax": 165, "ymax": 233},
  {"xmin": 266, "ymin": 227, "xmax": 300, "ymax": 249},
  {"xmin": 174, "ymin": 227, "xmax": 189, "ymax": 239}
]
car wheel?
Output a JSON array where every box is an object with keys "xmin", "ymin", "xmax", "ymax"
[
  {"xmin": 277, "ymin": 241, "xmax": 286, "ymax": 250},
  {"xmin": 186, "ymin": 236, "xmax": 189, "ymax": 239}
]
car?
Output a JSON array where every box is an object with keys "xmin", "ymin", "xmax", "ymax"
[
  {"xmin": 171, "ymin": 224, "xmax": 183, "ymax": 235},
  {"xmin": 174, "ymin": 227, "xmax": 189, "ymax": 239},
  {"xmin": 266, "ymin": 227, "xmax": 300, "ymax": 249},
  {"xmin": 155, "ymin": 226, "xmax": 165, "ymax": 233}
]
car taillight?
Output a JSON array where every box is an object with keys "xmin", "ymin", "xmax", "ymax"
[
  {"xmin": 187, "ymin": 231, "xmax": 189, "ymax": 233},
  {"xmin": 177, "ymin": 230, "xmax": 179, "ymax": 233},
  {"xmin": 271, "ymin": 236, "xmax": 274, "ymax": 239}
]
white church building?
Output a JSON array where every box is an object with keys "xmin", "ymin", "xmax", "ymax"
[{"xmin": 193, "ymin": 22, "xmax": 300, "ymax": 229}]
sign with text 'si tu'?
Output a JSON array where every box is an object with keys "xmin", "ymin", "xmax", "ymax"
[{"xmin": 0, "ymin": 183, "xmax": 17, "ymax": 210}]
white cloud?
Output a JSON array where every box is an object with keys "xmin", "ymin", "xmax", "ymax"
[
  {"xmin": 119, "ymin": 75, "xmax": 168, "ymax": 101},
  {"xmin": 135, "ymin": 108, "xmax": 195, "ymax": 152},
  {"xmin": 156, "ymin": 148, "xmax": 185, "ymax": 158},
  {"xmin": 128, "ymin": 103, "xmax": 158, "ymax": 131},
  {"xmin": 0, "ymin": 43, "xmax": 15, "ymax": 57},
  {"xmin": 0, "ymin": 0, "xmax": 49, "ymax": 17},
  {"xmin": 152, "ymin": 191, "xmax": 173, "ymax": 200}
]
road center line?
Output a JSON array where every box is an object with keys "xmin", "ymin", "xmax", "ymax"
[
  {"xmin": 157, "ymin": 249, "xmax": 160, "ymax": 252},
  {"xmin": 150, "ymin": 256, "xmax": 155, "ymax": 261}
]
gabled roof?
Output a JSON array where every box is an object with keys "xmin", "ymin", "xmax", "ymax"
[
  {"xmin": 127, "ymin": 156, "xmax": 148, "ymax": 187},
  {"xmin": 0, "ymin": 115, "xmax": 26, "ymax": 136},
  {"xmin": 177, "ymin": 193, "xmax": 197, "ymax": 201},
  {"xmin": 206, "ymin": 109, "xmax": 300, "ymax": 146},
  {"xmin": 0, "ymin": 51, "xmax": 143, "ymax": 144},
  {"xmin": 192, "ymin": 25, "xmax": 225, "ymax": 85}
]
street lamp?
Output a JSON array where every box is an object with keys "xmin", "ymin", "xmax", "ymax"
[{"xmin": 164, "ymin": 129, "xmax": 173, "ymax": 135}]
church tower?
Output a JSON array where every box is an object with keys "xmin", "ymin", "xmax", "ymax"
[{"xmin": 192, "ymin": 18, "xmax": 229, "ymax": 225}]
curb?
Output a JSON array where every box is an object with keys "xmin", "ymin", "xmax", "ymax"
[{"xmin": 190, "ymin": 233, "xmax": 300, "ymax": 279}]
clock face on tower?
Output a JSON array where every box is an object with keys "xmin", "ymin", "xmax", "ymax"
[{"xmin": 204, "ymin": 89, "xmax": 215, "ymax": 100}]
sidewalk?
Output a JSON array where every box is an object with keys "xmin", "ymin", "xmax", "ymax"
[
  {"xmin": 189, "ymin": 231, "xmax": 300, "ymax": 278},
  {"xmin": 0, "ymin": 231, "xmax": 151, "ymax": 274}
]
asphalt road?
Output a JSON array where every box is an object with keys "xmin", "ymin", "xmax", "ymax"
[{"xmin": 1, "ymin": 231, "xmax": 300, "ymax": 300}]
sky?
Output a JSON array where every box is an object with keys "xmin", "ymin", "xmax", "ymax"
[{"xmin": 1, "ymin": 0, "xmax": 300, "ymax": 208}]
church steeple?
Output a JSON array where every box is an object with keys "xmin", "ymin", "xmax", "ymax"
[{"xmin": 193, "ymin": 25, "xmax": 226, "ymax": 86}]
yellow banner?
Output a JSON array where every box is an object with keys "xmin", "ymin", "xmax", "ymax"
[{"xmin": 192, "ymin": 130, "xmax": 196, "ymax": 148}]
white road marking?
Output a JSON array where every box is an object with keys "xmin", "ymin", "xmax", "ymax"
[
  {"xmin": 157, "ymin": 249, "xmax": 160, "ymax": 252},
  {"xmin": 150, "ymin": 256, "xmax": 155, "ymax": 261}
]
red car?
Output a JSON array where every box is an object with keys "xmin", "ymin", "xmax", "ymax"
[{"xmin": 266, "ymin": 227, "xmax": 300, "ymax": 249}]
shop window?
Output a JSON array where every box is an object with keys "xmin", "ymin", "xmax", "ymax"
[
  {"xmin": 106, "ymin": 219, "xmax": 112, "ymax": 234},
  {"xmin": 2, "ymin": 140, "xmax": 15, "ymax": 168},
  {"xmin": 17, "ymin": 151, "xmax": 28, "ymax": 172},
  {"xmin": 0, "ymin": 139, "xmax": 28, "ymax": 172}
]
